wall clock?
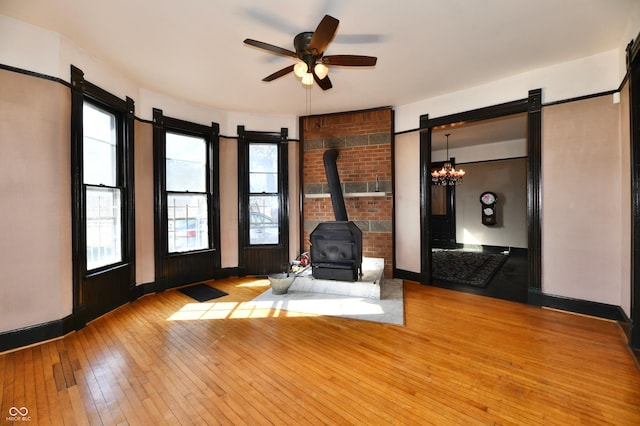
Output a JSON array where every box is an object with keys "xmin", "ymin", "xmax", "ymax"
[{"xmin": 480, "ymin": 191, "xmax": 497, "ymax": 226}]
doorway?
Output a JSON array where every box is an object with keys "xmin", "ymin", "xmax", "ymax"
[
  {"xmin": 428, "ymin": 119, "xmax": 529, "ymax": 303},
  {"xmin": 420, "ymin": 89, "xmax": 542, "ymax": 306}
]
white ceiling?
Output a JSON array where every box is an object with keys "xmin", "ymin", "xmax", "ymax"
[
  {"xmin": 1, "ymin": 0, "xmax": 636, "ymax": 121},
  {"xmin": 431, "ymin": 113, "xmax": 527, "ymax": 150}
]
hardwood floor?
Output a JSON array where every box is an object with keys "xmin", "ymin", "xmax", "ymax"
[{"xmin": 2, "ymin": 277, "xmax": 639, "ymax": 425}]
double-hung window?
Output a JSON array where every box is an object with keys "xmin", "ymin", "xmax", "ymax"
[
  {"xmin": 237, "ymin": 126, "xmax": 288, "ymax": 275},
  {"xmin": 165, "ymin": 132, "xmax": 210, "ymax": 253},
  {"xmin": 152, "ymin": 109, "xmax": 220, "ymax": 284},
  {"xmin": 71, "ymin": 65, "xmax": 135, "ymax": 324},
  {"xmin": 83, "ymin": 102, "xmax": 123, "ymax": 270},
  {"xmin": 248, "ymin": 142, "xmax": 280, "ymax": 245}
]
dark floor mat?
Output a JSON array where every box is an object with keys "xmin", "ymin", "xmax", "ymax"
[
  {"xmin": 178, "ymin": 284, "xmax": 228, "ymax": 302},
  {"xmin": 432, "ymin": 250, "xmax": 509, "ymax": 287}
]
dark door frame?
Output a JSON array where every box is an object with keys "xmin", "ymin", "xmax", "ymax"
[
  {"xmin": 627, "ymin": 35, "xmax": 640, "ymax": 349},
  {"xmin": 419, "ymin": 89, "xmax": 542, "ymax": 305}
]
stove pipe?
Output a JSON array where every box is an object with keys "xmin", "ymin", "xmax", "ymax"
[{"xmin": 323, "ymin": 149, "xmax": 348, "ymax": 221}]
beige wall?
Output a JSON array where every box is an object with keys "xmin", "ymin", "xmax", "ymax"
[
  {"xmin": 134, "ymin": 120, "xmax": 155, "ymax": 284},
  {"xmin": 288, "ymin": 141, "xmax": 301, "ymax": 261},
  {"xmin": 219, "ymin": 136, "xmax": 239, "ymax": 268},
  {"xmin": 0, "ymin": 70, "xmax": 72, "ymax": 332},
  {"xmin": 455, "ymin": 158, "xmax": 527, "ymax": 248},
  {"xmin": 542, "ymin": 94, "xmax": 627, "ymax": 306},
  {"xmin": 394, "ymin": 131, "xmax": 422, "ymax": 272},
  {"xmin": 619, "ymin": 82, "xmax": 632, "ymax": 316}
]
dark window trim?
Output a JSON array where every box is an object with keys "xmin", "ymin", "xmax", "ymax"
[
  {"xmin": 237, "ymin": 126, "xmax": 289, "ymax": 254},
  {"xmin": 70, "ymin": 65, "xmax": 136, "ymax": 315},
  {"xmin": 152, "ymin": 108, "xmax": 221, "ymax": 281}
]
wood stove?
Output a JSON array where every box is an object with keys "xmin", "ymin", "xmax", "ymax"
[{"xmin": 310, "ymin": 149, "xmax": 363, "ymax": 281}]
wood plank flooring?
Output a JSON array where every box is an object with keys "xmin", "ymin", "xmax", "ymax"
[{"xmin": 1, "ymin": 277, "xmax": 639, "ymax": 425}]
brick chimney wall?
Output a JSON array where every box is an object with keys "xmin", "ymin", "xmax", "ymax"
[{"xmin": 302, "ymin": 108, "xmax": 393, "ymax": 277}]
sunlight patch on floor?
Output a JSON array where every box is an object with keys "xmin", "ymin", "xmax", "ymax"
[
  {"xmin": 166, "ymin": 300, "xmax": 317, "ymax": 321},
  {"xmin": 250, "ymin": 296, "xmax": 386, "ymax": 317},
  {"xmin": 236, "ymin": 278, "xmax": 270, "ymax": 288}
]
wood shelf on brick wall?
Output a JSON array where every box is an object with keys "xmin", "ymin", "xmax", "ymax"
[{"xmin": 305, "ymin": 192, "xmax": 387, "ymax": 199}]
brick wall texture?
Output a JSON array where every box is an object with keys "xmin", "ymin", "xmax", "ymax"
[{"xmin": 302, "ymin": 108, "xmax": 393, "ymax": 277}]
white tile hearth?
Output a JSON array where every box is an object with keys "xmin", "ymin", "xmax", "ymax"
[
  {"xmin": 249, "ymin": 277, "xmax": 404, "ymax": 326},
  {"xmin": 291, "ymin": 257, "xmax": 385, "ymax": 299}
]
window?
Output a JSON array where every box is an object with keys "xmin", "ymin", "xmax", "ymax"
[
  {"xmin": 248, "ymin": 142, "xmax": 280, "ymax": 245},
  {"xmin": 70, "ymin": 65, "xmax": 135, "ymax": 324},
  {"xmin": 83, "ymin": 102, "xmax": 123, "ymax": 270},
  {"xmin": 152, "ymin": 109, "xmax": 220, "ymax": 284},
  {"xmin": 237, "ymin": 126, "xmax": 288, "ymax": 275},
  {"xmin": 166, "ymin": 132, "xmax": 209, "ymax": 253}
]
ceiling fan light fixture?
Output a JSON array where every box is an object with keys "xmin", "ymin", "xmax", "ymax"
[
  {"xmin": 294, "ymin": 61, "xmax": 307, "ymax": 78},
  {"xmin": 314, "ymin": 63, "xmax": 329, "ymax": 79},
  {"xmin": 243, "ymin": 15, "xmax": 377, "ymax": 91},
  {"xmin": 301, "ymin": 72, "xmax": 314, "ymax": 86}
]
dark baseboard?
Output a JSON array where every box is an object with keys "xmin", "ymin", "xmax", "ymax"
[
  {"xmin": 129, "ymin": 283, "xmax": 145, "ymax": 301},
  {"xmin": 393, "ymin": 268, "xmax": 424, "ymax": 284},
  {"xmin": 0, "ymin": 315, "xmax": 74, "ymax": 353},
  {"xmin": 527, "ymin": 287, "xmax": 543, "ymax": 306},
  {"xmin": 215, "ymin": 267, "xmax": 241, "ymax": 279},
  {"xmin": 135, "ymin": 281, "xmax": 157, "ymax": 297},
  {"xmin": 541, "ymin": 293, "xmax": 627, "ymax": 322}
]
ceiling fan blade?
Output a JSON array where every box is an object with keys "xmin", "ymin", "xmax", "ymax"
[
  {"xmin": 263, "ymin": 65, "xmax": 295, "ymax": 82},
  {"xmin": 308, "ymin": 15, "xmax": 339, "ymax": 55},
  {"xmin": 322, "ymin": 55, "xmax": 377, "ymax": 66},
  {"xmin": 244, "ymin": 39, "xmax": 298, "ymax": 59},
  {"xmin": 313, "ymin": 71, "xmax": 332, "ymax": 90}
]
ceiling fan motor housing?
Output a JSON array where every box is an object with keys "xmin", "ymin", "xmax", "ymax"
[
  {"xmin": 294, "ymin": 32, "xmax": 320, "ymax": 71},
  {"xmin": 294, "ymin": 32, "xmax": 314, "ymax": 54}
]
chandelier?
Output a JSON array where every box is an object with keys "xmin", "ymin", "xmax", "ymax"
[{"xmin": 431, "ymin": 133, "xmax": 465, "ymax": 186}]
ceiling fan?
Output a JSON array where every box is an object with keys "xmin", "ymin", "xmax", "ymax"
[{"xmin": 243, "ymin": 15, "xmax": 377, "ymax": 90}]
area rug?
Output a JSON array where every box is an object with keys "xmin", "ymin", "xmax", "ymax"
[
  {"xmin": 247, "ymin": 279, "xmax": 404, "ymax": 325},
  {"xmin": 178, "ymin": 283, "xmax": 228, "ymax": 302},
  {"xmin": 432, "ymin": 250, "xmax": 509, "ymax": 288}
]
